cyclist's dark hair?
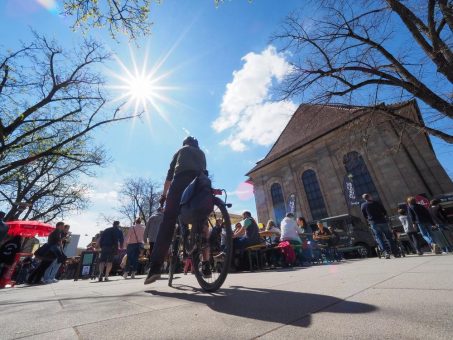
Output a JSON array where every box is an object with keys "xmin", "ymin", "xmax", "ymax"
[{"xmin": 183, "ymin": 136, "xmax": 199, "ymax": 148}]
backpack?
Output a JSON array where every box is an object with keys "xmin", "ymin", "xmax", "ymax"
[
  {"xmin": 179, "ymin": 173, "xmax": 214, "ymax": 224},
  {"xmin": 277, "ymin": 241, "xmax": 296, "ymax": 265}
]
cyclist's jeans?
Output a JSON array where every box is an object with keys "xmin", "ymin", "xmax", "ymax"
[
  {"xmin": 149, "ymin": 171, "xmax": 198, "ymax": 271},
  {"xmin": 370, "ymin": 222, "xmax": 398, "ymax": 255}
]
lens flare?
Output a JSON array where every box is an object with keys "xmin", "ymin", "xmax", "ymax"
[
  {"xmin": 235, "ymin": 182, "xmax": 254, "ymax": 201},
  {"xmin": 36, "ymin": 0, "xmax": 58, "ymax": 14}
]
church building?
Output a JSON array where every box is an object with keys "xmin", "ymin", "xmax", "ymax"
[{"xmin": 246, "ymin": 100, "xmax": 453, "ymax": 224}]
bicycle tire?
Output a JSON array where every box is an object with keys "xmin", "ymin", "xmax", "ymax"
[
  {"xmin": 192, "ymin": 197, "xmax": 232, "ymax": 292},
  {"xmin": 168, "ymin": 226, "xmax": 181, "ymax": 287}
]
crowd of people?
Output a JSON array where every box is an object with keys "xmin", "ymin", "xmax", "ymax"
[
  {"xmin": 1, "ymin": 134, "xmax": 452, "ymax": 287},
  {"xmin": 362, "ymin": 193, "xmax": 452, "ymax": 259}
]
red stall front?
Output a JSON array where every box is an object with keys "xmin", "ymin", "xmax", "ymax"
[{"xmin": 0, "ymin": 221, "xmax": 54, "ymax": 288}]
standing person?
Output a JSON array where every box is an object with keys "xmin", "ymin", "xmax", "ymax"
[
  {"xmin": 98, "ymin": 221, "xmax": 124, "ymax": 282},
  {"xmin": 145, "ymin": 136, "xmax": 207, "ymax": 285},
  {"xmin": 398, "ymin": 208, "xmax": 423, "ymax": 255},
  {"xmin": 0, "ymin": 211, "xmax": 9, "ymax": 246},
  {"xmin": 123, "ymin": 218, "xmax": 145, "ymax": 279},
  {"xmin": 144, "ymin": 207, "xmax": 164, "ymax": 258},
  {"xmin": 429, "ymin": 199, "xmax": 451, "ymax": 253},
  {"xmin": 27, "ymin": 222, "xmax": 65, "ymax": 285},
  {"xmin": 43, "ymin": 224, "xmax": 71, "ymax": 283},
  {"xmin": 361, "ymin": 193, "xmax": 399, "ymax": 259},
  {"xmin": 407, "ymin": 197, "xmax": 438, "ymax": 253}
]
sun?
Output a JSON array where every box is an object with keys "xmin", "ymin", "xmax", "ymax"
[
  {"xmin": 107, "ymin": 47, "xmax": 178, "ymax": 123},
  {"xmin": 128, "ymin": 75, "xmax": 153, "ymax": 101}
]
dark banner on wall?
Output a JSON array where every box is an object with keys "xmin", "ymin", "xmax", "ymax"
[{"xmin": 343, "ymin": 176, "xmax": 361, "ymax": 207}]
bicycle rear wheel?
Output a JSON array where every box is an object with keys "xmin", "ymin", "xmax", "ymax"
[{"xmin": 192, "ymin": 197, "xmax": 232, "ymax": 292}]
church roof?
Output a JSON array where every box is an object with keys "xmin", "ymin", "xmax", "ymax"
[{"xmin": 246, "ymin": 100, "xmax": 419, "ymax": 176}]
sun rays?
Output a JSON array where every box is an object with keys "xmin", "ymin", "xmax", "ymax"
[{"xmin": 106, "ymin": 47, "xmax": 181, "ymax": 130}]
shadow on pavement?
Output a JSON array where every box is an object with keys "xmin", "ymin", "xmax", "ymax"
[{"xmin": 146, "ymin": 285, "xmax": 377, "ymax": 328}]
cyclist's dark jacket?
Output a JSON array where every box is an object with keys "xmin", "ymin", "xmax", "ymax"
[{"xmin": 166, "ymin": 145, "xmax": 206, "ymax": 181}]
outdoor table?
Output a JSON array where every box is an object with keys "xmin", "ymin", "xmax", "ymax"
[
  {"xmin": 259, "ymin": 231, "xmax": 281, "ymax": 246},
  {"xmin": 259, "ymin": 231, "xmax": 280, "ymax": 237}
]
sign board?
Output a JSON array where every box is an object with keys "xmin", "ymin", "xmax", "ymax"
[
  {"xmin": 74, "ymin": 251, "xmax": 98, "ymax": 281},
  {"xmin": 64, "ymin": 234, "xmax": 80, "ymax": 257},
  {"xmin": 415, "ymin": 194, "xmax": 430, "ymax": 209},
  {"xmin": 287, "ymin": 193, "xmax": 296, "ymax": 214},
  {"xmin": 343, "ymin": 176, "xmax": 361, "ymax": 206}
]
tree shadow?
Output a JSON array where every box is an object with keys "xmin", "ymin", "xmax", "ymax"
[{"xmin": 145, "ymin": 285, "xmax": 377, "ymax": 328}]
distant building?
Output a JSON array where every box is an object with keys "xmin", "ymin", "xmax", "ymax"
[{"xmin": 246, "ymin": 100, "xmax": 453, "ymax": 224}]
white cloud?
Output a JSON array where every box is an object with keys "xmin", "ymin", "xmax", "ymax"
[{"xmin": 212, "ymin": 45, "xmax": 297, "ymax": 151}]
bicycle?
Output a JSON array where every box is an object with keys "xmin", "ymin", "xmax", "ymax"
[{"xmin": 167, "ymin": 188, "xmax": 233, "ymax": 292}]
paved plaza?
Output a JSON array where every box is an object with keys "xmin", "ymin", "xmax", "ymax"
[{"xmin": 1, "ymin": 254, "xmax": 452, "ymax": 339}]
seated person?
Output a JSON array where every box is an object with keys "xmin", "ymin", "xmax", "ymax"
[
  {"xmin": 265, "ymin": 219, "xmax": 281, "ymax": 245},
  {"xmin": 328, "ymin": 226, "xmax": 339, "ymax": 246},
  {"xmin": 209, "ymin": 219, "xmax": 223, "ymax": 252},
  {"xmin": 313, "ymin": 221, "xmax": 333, "ymax": 247},
  {"xmin": 297, "ymin": 216, "xmax": 313, "ymax": 263},
  {"xmin": 281, "ymin": 213, "xmax": 301, "ymax": 244},
  {"xmin": 296, "ymin": 216, "xmax": 308, "ymax": 234},
  {"xmin": 232, "ymin": 211, "xmax": 261, "ymax": 269},
  {"xmin": 233, "ymin": 211, "xmax": 261, "ymax": 249},
  {"xmin": 280, "ymin": 213, "xmax": 303, "ymax": 264}
]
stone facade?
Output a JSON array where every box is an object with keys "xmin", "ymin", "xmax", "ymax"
[{"xmin": 247, "ymin": 101, "xmax": 453, "ymax": 224}]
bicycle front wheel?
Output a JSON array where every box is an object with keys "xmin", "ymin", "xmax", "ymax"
[
  {"xmin": 168, "ymin": 226, "xmax": 181, "ymax": 287},
  {"xmin": 192, "ymin": 197, "xmax": 232, "ymax": 292}
]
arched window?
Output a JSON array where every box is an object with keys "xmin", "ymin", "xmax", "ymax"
[
  {"xmin": 343, "ymin": 151, "xmax": 379, "ymax": 200},
  {"xmin": 270, "ymin": 183, "xmax": 286, "ymax": 225},
  {"xmin": 302, "ymin": 170, "xmax": 328, "ymax": 220}
]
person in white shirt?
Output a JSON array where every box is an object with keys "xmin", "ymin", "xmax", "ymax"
[{"xmin": 280, "ymin": 213, "xmax": 301, "ymax": 244}]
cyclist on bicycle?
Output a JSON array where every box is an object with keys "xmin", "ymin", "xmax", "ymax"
[{"xmin": 145, "ymin": 136, "xmax": 208, "ymax": 285}]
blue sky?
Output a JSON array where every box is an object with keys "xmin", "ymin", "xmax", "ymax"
[{"xmin": 1, "ymin": 0, "xmax": 452, "ymax": 246}]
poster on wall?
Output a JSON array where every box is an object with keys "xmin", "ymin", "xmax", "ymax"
[{"xmin": 287, "ymin": 193, "xmax": 296, "ymax": 214}]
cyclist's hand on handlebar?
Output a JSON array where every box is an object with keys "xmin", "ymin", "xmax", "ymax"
[{"xmin": 159, "ymin": 194, "xmax": 166, "ymax": 207}]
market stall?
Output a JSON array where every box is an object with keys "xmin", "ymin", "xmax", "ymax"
[{"xmin": 0, "ymin": 221, "xmax": 54, "ymax": 288}]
